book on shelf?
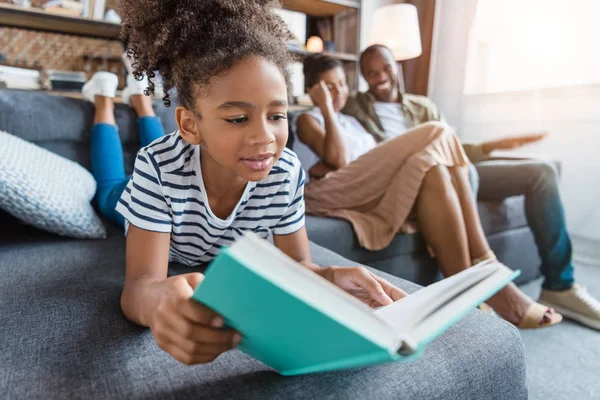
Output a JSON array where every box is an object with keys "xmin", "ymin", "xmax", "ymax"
[
  {"xmin": 92, "ymin": 0, "xmax": 106, "ymax": 20},
  {"xmin": 0, "ymin": 65, "xmax": 41, "ymax": 90},
  {"xmin": 192, "ymin": 232, "xmax": 520, "ymax": 376},
  {"xmin": 334, "ymin": 8, "xmax": 358, "ymax": 55},
  {"xmin": 42, "ymin": 0, "xmax": 84, "ymax": 12},
  {"xmin": 82, "ymin": 0, "xmax": 92, "ymax": 18},
  {"xmin": 42, "ymin": 0, "xmax": 84, "ymax": 11},
  {"xmin": 82, "ymin": 0, "xmax": 105, "ymax": 20},
  {"xmin": 295, "ymin": 93, "xmax": 313, "ymax": 106},
  {"xmin": 43, "ymin": 5, "xmax": 82, "ymax": 16}
]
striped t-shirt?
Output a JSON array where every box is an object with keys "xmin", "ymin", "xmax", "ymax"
[{"xmin": 116, "ymin": 131, "xmax": 306, "ymax": 266}]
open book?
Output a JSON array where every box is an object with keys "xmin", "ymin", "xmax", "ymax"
[{"xmin": 192, "ymin": 233, "xmax": 520, "ymax": 376}]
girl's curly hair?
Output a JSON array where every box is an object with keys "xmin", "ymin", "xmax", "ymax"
[{"xmin": 120, "ymin": 0, "xmax": 294, "ymax": 108}]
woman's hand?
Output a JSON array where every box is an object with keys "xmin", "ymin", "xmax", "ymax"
[
  {"xmin": 324, "ymin": 266, "xmax": 408, "ymax": 308},
  {"xmin": 481, "ymin": 132, "xmax": 548, "ymax": 154},
  {"xmin": 150, "ymin": 273, "xmax": 241, "ymax": 365},
  {"xmin": 308, "ymin": 80, "xmax": 334, "ymax": 111},
  {"xmin": 309, "ymin": 161, "xmax": 335, "ymax": 180}
]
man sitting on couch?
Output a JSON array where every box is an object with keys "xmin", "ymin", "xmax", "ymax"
[{"xmin": 342, "ymin": 44, "xmax": 600, "ymax": 330}]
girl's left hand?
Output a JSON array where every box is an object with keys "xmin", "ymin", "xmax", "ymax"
[{"xmin": 325, "ymin": 266, "xmax": 408, "ymax": 308}]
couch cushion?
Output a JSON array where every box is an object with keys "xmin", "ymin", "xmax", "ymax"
[
  {"xmin": 0, "ymin": 131, "xmax": 106, "ymax": 239},
  {"xmin": 0, "ymin": 226, "xmax": 527, "ymax": 399},
  {"xmin": 306, "ymin": 215, "xmax": 428, "ymax": 262},
  {"xmin": 478, "ymin": 196, "xmax": 528, "ymax": 235},
  {"xmin": 307, "ymin": 195, "xmax": 529, "ymax": 263}
]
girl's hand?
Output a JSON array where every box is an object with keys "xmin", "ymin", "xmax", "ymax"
[
  {"xmin": 308, "ymin": 80, "xmax": 334, "ymax": 111},
  {"xmin": 150, "ymin": 273, "xmax": 241, "ymax": 365},
  {"xmin": 325, "ymin": 266, "xmax": 408, "ymax": 308}
]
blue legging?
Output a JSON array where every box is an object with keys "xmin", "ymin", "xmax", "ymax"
[{"xmin": 91, "ymin": 116, "xmax": 165, "ymax": 227}]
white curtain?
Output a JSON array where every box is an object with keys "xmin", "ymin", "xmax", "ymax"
[
  {"xmin": 430, "ymin": 0, "xmax": 600, "ymax": 254},
  {"xmin": 465, "ymin": 0, "xmax": 600, "ymax": 94}
]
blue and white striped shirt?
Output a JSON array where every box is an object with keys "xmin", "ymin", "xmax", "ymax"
[{"xmin": 116, "ymin": 131, "xmax": 306, "ymax": 266}]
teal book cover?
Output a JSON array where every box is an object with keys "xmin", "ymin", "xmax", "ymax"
[{"xmin": 192, "ymin": 250, "xmax": 406, "ymax": 376}]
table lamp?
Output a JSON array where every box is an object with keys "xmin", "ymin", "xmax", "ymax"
[{"xmin": 370, "ymin": 3, "xmax": 422, "ymax": 61}]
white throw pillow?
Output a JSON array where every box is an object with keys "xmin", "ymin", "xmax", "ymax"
[{"xmin": 0, "ymin": 131, "xmax": 106, "ymax": 239}]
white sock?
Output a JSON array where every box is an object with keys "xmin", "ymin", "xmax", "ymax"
[{"xmin": 81, "ymin": 72, "xmax": 119, "ymax": 103}]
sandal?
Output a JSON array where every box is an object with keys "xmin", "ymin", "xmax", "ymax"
[
  {"xmin": 478, "ymin": 302, "xmax": 495, "ymax": 314},
  {"xmin": 472, "ymin": 250, "xmax": 497, "ymax": 266},
  {"xmin": 517, "ymin": 302, "xmax": 563, "ymax": 329}
]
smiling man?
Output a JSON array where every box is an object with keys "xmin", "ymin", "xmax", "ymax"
[{"xmin": 342, "ymin": 44, "xmax": 600, "ymax": 331}]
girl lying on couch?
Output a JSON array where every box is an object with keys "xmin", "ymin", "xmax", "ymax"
[{"xmin": 84, "ymin": 0, "xmax": 407, "ymax": 366}]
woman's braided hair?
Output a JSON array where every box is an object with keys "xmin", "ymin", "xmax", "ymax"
[{"xmin": 120, "ymin": 0, "xmax": 294, "ymax": 108}]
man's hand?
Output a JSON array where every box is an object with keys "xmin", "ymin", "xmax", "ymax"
[
  {"xmin": 323, "ymin": 266, "xmax": 408, "ymax": 308},
  {"xmin": 150, "ymin": 273, "xmax": 241, "ymax": 365},
  {"xmin": 481, "ymin": 132, "xmax": 548, "ymax": 154},
  {"xmin": 308, "ymin": 80, "xmax": 334, "ymax": 111}
]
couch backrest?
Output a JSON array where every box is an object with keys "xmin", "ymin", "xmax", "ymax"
[{"xmin": 0, "ymin": 89, "xmax": 178, "ymax": 175}]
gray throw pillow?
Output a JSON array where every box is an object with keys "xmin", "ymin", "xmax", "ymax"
[{"xmin": 0, "ymin": 131, "xmax": 106, "ymax": 239}]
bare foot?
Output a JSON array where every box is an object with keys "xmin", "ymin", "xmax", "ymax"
[{"xmin": 486, "ymin": 283, "xmax": 554, "ymax": 326}]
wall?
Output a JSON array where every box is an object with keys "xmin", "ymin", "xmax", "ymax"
[
  {"xmin": 428, "ymin": 0, "xmax": 477, "ymax": 127},
  {"xmin": 459, "ymin": 85, "xmax": 600, "ymax": 244},
  {"xmin": 0, "ymin": 27, "xmax": 122, "ymax": 74}
]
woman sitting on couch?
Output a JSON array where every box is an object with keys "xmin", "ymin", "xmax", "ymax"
[{"xmin": 295, "ymin": 54, "xmax": 562, "ymax": 329}]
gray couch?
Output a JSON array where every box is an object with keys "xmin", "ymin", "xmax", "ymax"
[{"xmin": 0, "ymin": 89, "xmax": 528, "ymax": 399}]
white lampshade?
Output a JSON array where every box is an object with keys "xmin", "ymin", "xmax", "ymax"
[{"xmin": 370, "ymin": 4, "xmax": 422, "ymax": 61}]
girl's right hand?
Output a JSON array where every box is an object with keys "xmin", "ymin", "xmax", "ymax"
[{"xmin": 150, "ymin": 273, "xmax": 241, "ymax": 365}]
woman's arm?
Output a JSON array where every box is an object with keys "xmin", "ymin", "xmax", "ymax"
[
  {"xmin": 274, "ymin": 228, "xmax": 407, "ymax": 307},
  {"xmin": 296, "ymin": 81, "xmax": 348, "ymax": 169}
]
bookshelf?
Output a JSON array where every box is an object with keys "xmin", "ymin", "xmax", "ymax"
[
  {"xmin": 1, "ymin": 1, "xmax": 363, "ymax": 92},
  {"xmin": 281, "ymin": 0, "xmax": 360, "ymax": 16},
  {"xmin": 0, "ymin": 3, "xmax": 120, "ymax": 40},
  {"xmin": 288, "ymin": 48, "xmax": 358, "ymax": 63},
  {"xmin": 0, "ymin": 1, "xmax": 361, "ymax": 40},
  {"xmin": 283, "ymin": 1, "xmax": 362, "ymax": 91}
]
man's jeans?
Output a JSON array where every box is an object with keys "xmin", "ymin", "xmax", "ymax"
[{"xmin": 474, "ymin": 160, "xmax": 574, "ymax": 290}]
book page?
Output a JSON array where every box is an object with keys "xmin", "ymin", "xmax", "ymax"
[
  {"xmin": 373, "ymin": 261, "xmax": 499, "ymax": 334},
  {"xmin": 409, "ymin": 266, "xmax": 518, "ymax": 345}
]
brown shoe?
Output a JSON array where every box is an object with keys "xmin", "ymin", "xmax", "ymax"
[{"xmin": 539, "ymin": 284, "xmax": 600, "ymax": 331}]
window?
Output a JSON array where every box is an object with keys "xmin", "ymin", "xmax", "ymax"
[{"xmin": 464, "ymin": 0, "xmax": 600, "ymax": 94}]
